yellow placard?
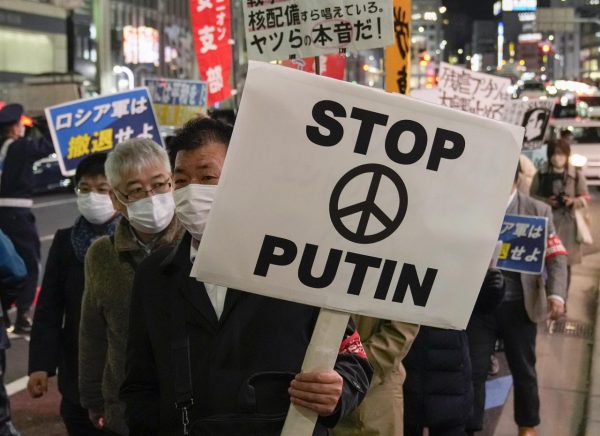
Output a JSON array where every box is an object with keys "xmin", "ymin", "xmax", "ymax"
[
  {"xmin": 154, "ymin": 104, "xmax": 205, "ymax": 127},
  {"xmin": 385, "ymin": 0, "xmax": 411, "ymax": 95}
]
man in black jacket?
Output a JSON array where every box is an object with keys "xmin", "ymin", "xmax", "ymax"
[
  {"xmin": 120, "ymin": 117, "xmax": 373, "ymax": 435},
  {"xmin": 27, "ymin": 154, "xmax": 119, "ymax": 435}
]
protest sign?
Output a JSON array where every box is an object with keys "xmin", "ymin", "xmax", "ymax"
[
  {"xmin": 437, "ymin": 63, "xmax": 511, "ymax": 120},
  {"xmin": 145, "ymin": 78, "xmax": 208, "ymax": 127},
  {"xmin": 193, "ymin": 61, "xmax": 523, "ymax": 330},
  {"xmin": 497, "ymin": 214, "xmax": 548, "ymax": 274},
  {"xmin": 385, "ymin": 0, "xmax": 411, "ymax": 94},
  {"xmin": 45, "ymin": 88, "xmax": 162, "ymax": 177},
  {"xmin": 280, "ymin": 54, "xmax": 346, "ymax": 80},
  {"xmin": 190, "ymin": 0, "xmax": 232, "ymax": 106},
  {"xmin": 503, "ymin": 99, "xmax": 555, "ymax": 149},
  {"xmin": 243, "ymin": 0, "xmax": 394, "ymax": 62}
]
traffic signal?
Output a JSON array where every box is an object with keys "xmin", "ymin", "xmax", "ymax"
[{"xmin": 539, "ymin": 42, "xmax": 553, "ymax": 54}]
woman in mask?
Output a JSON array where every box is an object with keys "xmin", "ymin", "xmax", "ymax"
[
  {"xmin": 78, "ymin": 139, "xmax": 183, "ymax": 436},
  {"xmin": 27, "ymin": 154, "xmax": 119, "ymax": 435},
  {"xmin": 531, "ymin": 138, "xmax": 591, "ymax": 289}
]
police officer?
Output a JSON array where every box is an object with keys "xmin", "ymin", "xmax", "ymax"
[{"xmin": 0, "ymin": 103, "xmax": 54, "ymax": 334}]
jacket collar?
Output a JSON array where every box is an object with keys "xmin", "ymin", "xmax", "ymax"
[
  {"xmin": 540, "ymin": 161, "xmax": 577, "ymax": 179},
  {"xmin": 114, "ymin": 217, "xmax": 184, "ymax": 253},
  {"xmin": 160, "ymin": 232, "xmax": 245, "ymax": 329}
]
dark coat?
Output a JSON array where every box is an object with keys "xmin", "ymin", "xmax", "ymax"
[
  {"xmin": 120, "ymin": 233, "xmax": 373, "ymax": 436},
  {"xmin": 402, "ymin": 327, "xmax": 473, "ymax": 430},
  {"xmin": 402, "ymin": 269, "xmax": 505, "ymax": 430},
  {"xmin": 0, "ymin": 135, "xmax": 53, "ymax": 198},
  {"xmin": 28, "ymin": 227, "xmax": 85, "ymax": 403}
]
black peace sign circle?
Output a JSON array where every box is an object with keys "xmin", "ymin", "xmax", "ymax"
[{"xmin": 329, "ymin": 164, "xmax": 408, "ymax": 244}]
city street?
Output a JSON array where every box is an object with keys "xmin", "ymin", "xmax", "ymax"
[{"xmin": 4, "ymin": 187, "xmax": 600, "ymax": 435}]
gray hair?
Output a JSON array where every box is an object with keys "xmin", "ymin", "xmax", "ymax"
[{"xmin": 105, "ymin": 138, "xmax": 171, "ymax": 188}]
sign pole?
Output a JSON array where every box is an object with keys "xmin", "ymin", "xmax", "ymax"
[
  {"xmin": 281, "ymin": 52, "xmax": 344, "ymax": 436},
  {"xmin": 281, "ymin": 309, "xmax": 351, "ymax": 436}
]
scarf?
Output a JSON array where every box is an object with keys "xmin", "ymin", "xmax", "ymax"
[{"xmin": 70, "ymin": 215, "xmax": 120, "ymax": 263}]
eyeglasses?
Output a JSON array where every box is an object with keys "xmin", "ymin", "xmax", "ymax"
[{"xmin": 115, "ymin": 180, "xmax": 172, "ymax": 203}]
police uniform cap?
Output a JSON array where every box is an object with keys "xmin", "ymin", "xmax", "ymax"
[{"xmin": 0, "ymin": 104, "xmax": 24, "ymax": 124}]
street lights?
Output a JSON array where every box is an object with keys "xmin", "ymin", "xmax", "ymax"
[{"xmin": 113, "ymin": 65, "xmax": 135, "ymax": 90}]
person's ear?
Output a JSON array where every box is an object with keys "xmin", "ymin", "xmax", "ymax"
[{"xmin": 109, "ymin": 190, "xmax": 128, "ymax": 218}]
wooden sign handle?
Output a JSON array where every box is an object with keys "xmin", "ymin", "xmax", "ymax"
[{"xmin": 281, "ymin": 308, "xmax": 351, "ymax": 436}]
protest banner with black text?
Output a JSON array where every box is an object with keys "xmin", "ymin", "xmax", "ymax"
[
  {"xmin": 243, "ymin": 0, "xmax": 394, "ymax": 61},
  {"xmin": 193, "ymin": 61, "xmax": 523, "ymax": 330}
]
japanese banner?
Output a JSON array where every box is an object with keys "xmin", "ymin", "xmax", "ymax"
[
  {"xmin": 385, "ymin": 0, "xmax": 410, "ymax": 94},
  {"xmin": 45, "ymin": 88, "xmax": 162, "ymax": 177},
  {"xmin": 193, "ymin": 61, "xmax": 524, "ymax": 330},
  {"xmin": 437, "ymin": 63, "xmax": 511, "ymax": 120},
  {"xmin": 503, "ymin": 99, "xmax": 555, "ymax": 150},
  {"xmin": 145, "ymin": 78, "xmax": 208, "ymax": 127},
  {"xmin": 190, "ymin": 0, "xmax": 232, "ymax": 106},
  {"xmin": 497, "ymin": 214, "xmax": 548, "ymax": 274},
  {"xmin": 243, "ymin": 0, "xmax": 394, "ymax": 62},
  {"xmin": 280, "ymin": 53, "xmax": 346, "ymax": 79}
]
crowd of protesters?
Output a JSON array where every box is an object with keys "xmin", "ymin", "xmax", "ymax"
[{"xmin": 0, "ymin": 100, "xmax": 590, "ymax": 436}]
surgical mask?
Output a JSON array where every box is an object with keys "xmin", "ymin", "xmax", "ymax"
[
  {"xmin": 174, "ymin": 184, "xmax": 218, "ymax": 240},
  {"xmin": 551, "ymin": 154, "xmax": 567, "ymax": 169},
  {"xmin": 77, "ymin": 192, "xmax": 116, "ymax": 225},
  {"xmin": 126, "ymin": 191, "xmax": 175, "ymax": 234}
]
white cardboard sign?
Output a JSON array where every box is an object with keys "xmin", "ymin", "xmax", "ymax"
[
  {"xmin": 193, "ymin": 61, "xmax": 523, "ymax": 329},
  {"xmin": 243, "ymin": 0, "xmax": 393, "ymax": 62},
  {"xmin": 437, "ymin": 63, "xmax": 511, "ymax": 121},
  {"xmin": 503, "ymin": 99, "xmax": 555, "ymax": 150}
]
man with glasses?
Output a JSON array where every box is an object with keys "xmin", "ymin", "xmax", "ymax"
[
  {"xmin": 28, "ymin": 154, "xmax": 119, "ymax": 436},
  {"xmin": 79, "ymin": 139, "xmax": 183, "ymax": 435}
]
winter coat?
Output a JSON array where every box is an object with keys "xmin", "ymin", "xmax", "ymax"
[
  {"xmin": 78, "ymin": 218, "xmax": 184, "ymax": 435},
  {"xmin": 331, "ymin": 317, "xmax": 419, "ymax": 436},
  {"xmin": 402, "ymin": 269, "xmax": 505, "ymax": 431},
  {"xmin": 530, "ymin": 163, "xmax": 590, "ymax": 265},
  {"xmin": 28, "ymin": 227, "xmax": 85, "ymax": 403},
  {"xmin": 120, "ymin": 233, "xmax": 373, "ymax": 436}
]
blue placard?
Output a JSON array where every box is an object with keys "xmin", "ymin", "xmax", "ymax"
[
  {"xmin": 45, "ymin": 88, "xmax": 162, "ymax": 176},
  {"xmin": 497, "ymin": 214, "xmax": 548, "ymax": 274},
  {"xmin": 144, "ymin": 78, "xmax": 208, "ymax": 108}
]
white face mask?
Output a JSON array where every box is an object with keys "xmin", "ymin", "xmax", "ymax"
[
  {"xmin": 174, "ymin": 184, "xmax": 218, "ymax": 240},
  {"xmin": 77, "ymin": 192, "xmax": 117, "ymax": 225},
  {"xmin": 126, "ymin": 191, "xmax": 175, "ymax": 234},
  {"xmin": 551, "ymin": 154, "xmax": 567, "ymax": 169}
]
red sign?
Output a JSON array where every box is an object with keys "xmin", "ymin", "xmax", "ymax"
[
  {"xmin": 189, "ymin": 0, "xmax": 232, "ymax": 106},
  {"xmin": 280, "ymin": 54, "xmax": 346, "ymax": 80}
]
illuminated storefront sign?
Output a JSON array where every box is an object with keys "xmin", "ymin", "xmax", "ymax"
[
  {"xmin": 502, "ymin": 0, "xmax": 537, "ymax": 12},
  {"xmin": 123, "ymin": 25, "xmax": 160, "ymax": 66}
]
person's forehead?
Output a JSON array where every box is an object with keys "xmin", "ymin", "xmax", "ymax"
[
  {"xmin": 122, "ymin": 161, "xmax": 169, "ymax": 184},
  {"xmin": 175, "ymin": 143, "xmax": 226, "ymax": 169}
]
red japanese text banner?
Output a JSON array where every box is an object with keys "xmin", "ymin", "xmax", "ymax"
[{"xmin": 190, "ymin": 0, "xmax": 232, "ymax": 106}]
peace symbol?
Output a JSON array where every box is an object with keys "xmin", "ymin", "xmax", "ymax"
[{"xmin": 329, "ymin": 164, "xmax": 408, "ymax": 244}]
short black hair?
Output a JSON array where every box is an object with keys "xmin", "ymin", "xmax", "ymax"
[
  {"xmin": 75, "ymin": 153, "xmax": 108, "ymax": 185},
  {"xmin": 168, "ymin": 116, "xmax": 233, "ymax": 165}
]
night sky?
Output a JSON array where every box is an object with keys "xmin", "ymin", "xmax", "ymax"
[{"xmin": 442, "ymin": 0, "xmax": 496, "ymax": 20}]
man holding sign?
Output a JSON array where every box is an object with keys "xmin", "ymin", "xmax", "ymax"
[
  {"xmin": 466, "ymin": 168, "xmax": 567, "ymax": 436},
  {"xmin": 120, "ymin": 117, "xmax": 372, "ymax": 435}
]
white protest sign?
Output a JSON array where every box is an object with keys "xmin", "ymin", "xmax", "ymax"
[
  {"xmin": 193, "ymin": 61, "xmax": 523, "ymax": 330},
  {"xmin": 437, "ymin": 63, "xmax": 511, "ymax": 121},
  {"xmin": 243, "ymin": 0, "xmax": 393, "ymax": 62},
  {"xmin": 503, "ymin": 99, "xmax": 555, "ymax": 149}
]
